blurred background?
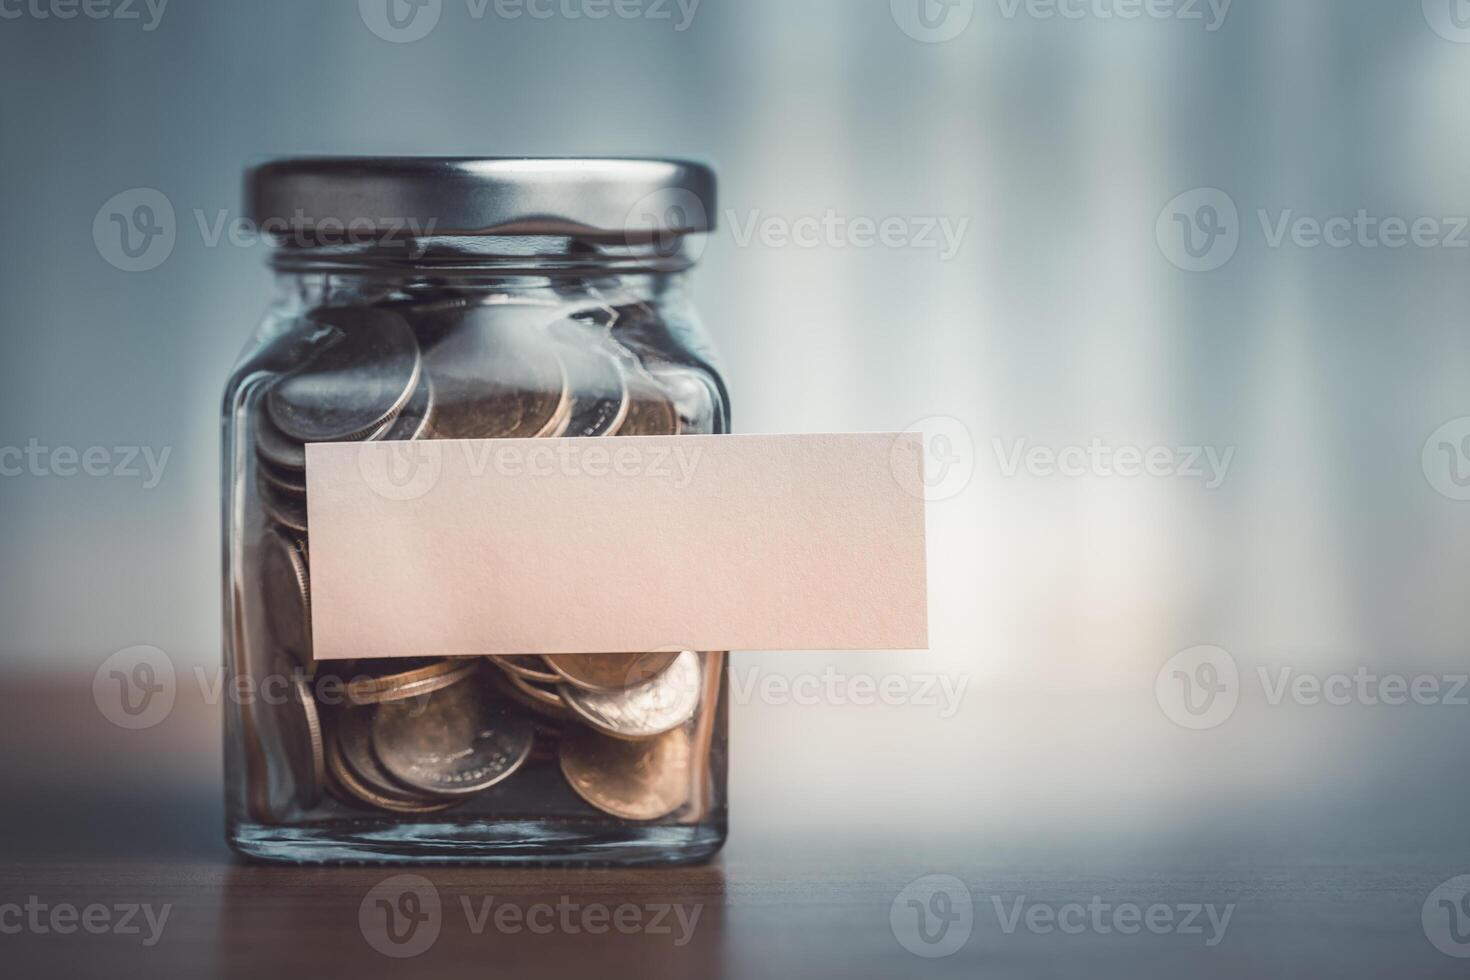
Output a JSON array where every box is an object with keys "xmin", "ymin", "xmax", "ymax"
[{"xmin": 1, "ymin": 0, "xmax": 1468, "ymax": 860}]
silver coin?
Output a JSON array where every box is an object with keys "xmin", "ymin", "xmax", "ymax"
[
  {"xmin": 371, "ymin": 676, "xmax": 534, "ymax": 797},
  {"xmin": 255, "ymin": 405, "xmax": 306, "ymax": 471},
  {"xmin": 274, "ymin": 654, "xmax": 324, "ymax": 808},
  {"xmin": 559, "ymin": 650, "xmax": 701, "ymax": 741},
  {"xmin": 258, "ymin": 458, "xmax": 306, "ymax": 497},
  {"xmin": 266, "ymin": 307, "xmax": 422, "ymax": 443},
  {"xmin": 261, "ymin": 529, "xmax": 311, "ymax": 659},
  {"xmin": 257, "ymin": 471, "xmax": 308, "ymax": 534},
  {"xmin": 373, "ymin": 370, "xmax": 434, "ymax": 443}
]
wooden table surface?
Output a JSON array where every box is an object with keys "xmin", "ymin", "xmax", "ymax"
[{"xmin": 2, "ymin": 674, "xmax": 1466, "ymax": 979}]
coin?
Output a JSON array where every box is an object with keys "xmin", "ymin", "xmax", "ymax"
[
  {"xmin": 274, "ymin": 654, "xmax": 324, "ymax": 808},
  {"xmin": 325, "ymin": 733, "xmax": 460, "ymax": 815},
  {"xmin": 371, "ymin": 677, "xmax": 534, "ymax": 797},
  {"xmin": 559, "ymin": 725, "xmax": 692, "ymax": 821},
  {"xmin": 559, "ymin": 650, "xmax": 701, "ymax": 740},
  {"xmin": 544, "ymin": 652, "xmax": 680, "ymax": 692},
  {"xmin": 374, "ymin": 370, "xmax": 434, "ymax": 442},
  {"xmin": 258, "ymin": 473, "xmax": 309, "ymax": 534},
  {"xmin": 261, "ymin": 529, "xmax": 311, "ymax": 659},
  {"xmin": 487, "ymin": 655, "xmax": 562, "ymax": 686},
  {"xmin": 556, "ymin": 342, "xmax": 629, "ymax": 438},
  {"xmin": 255, "ymin": 405, "xmax": 307, "ymax": 471},
  {"xmin": 615, "ymin": 375, "xmax": 681, "ymax": 436},
  {"xmin": 490, "ymin": 666, "xmax": 575, "ymax": 722},
  {"xmin": 267, "ymin": 306, "xmax": 422, "ymax": 443},
  {"xmin": 422, "ymin": 307, "xmax": 568, "ymax": 440},
  {"xmin": 334, "ymin": 703, "xmax": 443, "ymax": 801},
  {"xmin": 345, "ymin": 658, "xmax": 477, "ymax": 706},
  {"xmin": 258, "ymin": 457, "xmax": 306, "ymax": 497}
]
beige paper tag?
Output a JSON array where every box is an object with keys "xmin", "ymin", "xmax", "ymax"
[{"xmin": 305, "ymin": 433, "xmax": 928, "ymax": 659}]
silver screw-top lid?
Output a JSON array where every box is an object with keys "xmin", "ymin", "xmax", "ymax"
[{"xmin": 244, "ymin": 157, "xmax": 716, "ymax": 241}]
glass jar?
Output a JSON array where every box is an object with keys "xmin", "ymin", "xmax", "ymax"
[{"xmin": 222, "ymin": 158, "xmax": 728, "ymax": 865}]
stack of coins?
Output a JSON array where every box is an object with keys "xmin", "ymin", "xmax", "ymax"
[{"xmin": 248, "ymin": 294, "xmax": 715, "ymax": 823}]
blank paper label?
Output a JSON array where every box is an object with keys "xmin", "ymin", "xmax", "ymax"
[{"xmin": 305, "ymin": 433, "xmax": 929, "ymax": 659}]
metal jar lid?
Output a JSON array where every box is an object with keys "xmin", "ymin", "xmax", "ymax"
[{"xmin": 244, "ymin": 157, "xmax": 716, "ymax": 241}]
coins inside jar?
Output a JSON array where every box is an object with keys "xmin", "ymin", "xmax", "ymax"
[
  {"xmin": 422, "ymin": 306, "xmax": 569, "ymax": 440},
  {"xmin": 267, "ymin": 307, "xmax": 422, "ymax": 443},
  {"xmin": 544, "ymin": 652, "xmax": 680, "ymax": 692},
  {"xmin": 244, "ymin": 297, "xmax": 721, "ymax": 823},
  {"xmin": 558, "ymin": 651, "xmax": 702, "ymax": 740},
  {"xmin": 559, "ymin": 725, "xmax": 692, "ymax": 821},
  {"xmin": 371, "ymin": 674, "xmax": 536, "ymax": 797}
]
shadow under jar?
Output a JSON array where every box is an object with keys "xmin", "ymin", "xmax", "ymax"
[{"xmin": 222, "ymin": 158, "xmax": 729, "ymax": 865}]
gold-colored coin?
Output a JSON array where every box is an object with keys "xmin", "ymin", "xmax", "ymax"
[
  {"xmin": 615, "ymin": 375, "xmax": 680, "ymax": 436},
  {"xmin": 559, "ymin": 725, "xmax": 692, "ymax": 821},
  {"xmin": 487, "ymin": 655, "xmax": 561, "ymax": 686},
  {"xmin": 544, "ymin": 652, "xmax": 680, "ymax": 692},
  {"xmin": 491, "ymin": 666, "xmax": 575, "ymax": 722},
  {"xmin": 423, "ymin": 308, "xmax": 569, "ymax": 440},
  {"xmin": 344, "ymin": 658, "xmax": 477, "ymax": 706},
  {"xmin": 325, "ymin": 731, "xmax": 460, "ymax": 815},
  {"xmin": 371, "ymin": 679, "xmax": 535, "ymax": 797}
]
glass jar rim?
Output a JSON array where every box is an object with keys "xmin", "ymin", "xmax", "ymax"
[{"xmin": 244, "ymin": 156, "xmax": 717, "ymax": 246}]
